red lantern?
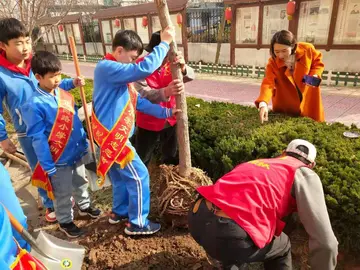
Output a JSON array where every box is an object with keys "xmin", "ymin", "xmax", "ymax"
[
  {"xmin": 176, "ymin": 13, "xmax": 183, "ymax": 27},
  {"xmin": 142, "ymin": 16, "xmax": 148, "ymax": 28},
  {"xmin": 225, "ymin": 7, "xmax": 232, "ymax": 24},
  {"xmin": 114, "ymin": 18, "xmax": 120, "ymax": 28},
  {"xmin": 286, "ymin": 0, "xmax": 296, "ymax": 20},
  {"xmin": 58, "ymin": 24, "xmax": 64, "ymax": 32}
]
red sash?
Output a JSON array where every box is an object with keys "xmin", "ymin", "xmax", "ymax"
[
  {"xmin": 10, "ymin": 239, "xmax": 48, "ymax": 269},
  {"xmin": 31, "ymin": 90, "xmax": 75, "ymax": 200},
  {"xmin": 92, "ymin": 84, "xmax": 138, "ymax": 187}
]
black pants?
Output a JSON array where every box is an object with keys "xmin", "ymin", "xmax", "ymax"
[
  {"xmin": 134, "ymin": 125, "xmax": 178, "ymax": 167},
  {"xmin": 188, "ymin": 200, "xmax": 292, "ymax": 270}
]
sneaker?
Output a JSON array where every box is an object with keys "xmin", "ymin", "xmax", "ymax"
[
  {"xmin": 108, "ymin": 212, "xmax": 128, "ymax": 225},
  {"xmin": 45, "ymin": 208, "xmax": 57, "ymax": 223},
  {"xmin": 124, "ymin": 221, "xmax": 161, "ymax": 236},
  {"xmin": 59, "ymin": 222, "xmax": 84, "ymax": 238},
  {"xmin": 78, "ymin": 205, "xmax": 101, "ymax": 219}
]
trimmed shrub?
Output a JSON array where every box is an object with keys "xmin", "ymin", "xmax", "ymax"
[{"xmin": 187, "ymin": 97, "xmax": 360, "ymax": 253}]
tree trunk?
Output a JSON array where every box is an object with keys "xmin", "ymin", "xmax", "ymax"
[
  {"xmin": 215, "ymin": 7, "xmax": 226, "ymax": 65},
  {"xmin": 155, "ymin": 0, "xmax": 191, "ymax": 177}
]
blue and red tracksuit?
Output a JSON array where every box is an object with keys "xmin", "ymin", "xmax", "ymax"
[
  {"xmin": 0, "ymin": 51, "xmax": 77, "ymax": 209},
  {"xmin": 93, "ymin": 41, "xmax": 172, "ymax": 228}
]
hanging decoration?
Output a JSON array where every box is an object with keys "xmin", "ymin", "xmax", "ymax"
[
  {"xmin": 176, "ymin": 13, "xmax": 183, "ymax": 27},
  {"xmin": 286, "ymin": 0, "xmax": 296, "ymax": 20},
  {"xmin": 58, "ymin": 24, "xmax": 64, "ymax": 32},
  {"xmin": 142, "ymin": 16, "xmax": 148, "ymax": 28},
  {"xmin": 114, "ymin": 19, "xmax": 121, "ymax": 28},
  {"xmin": 225, "ymin": 7, "xmax": 232, "ymax": 24}
]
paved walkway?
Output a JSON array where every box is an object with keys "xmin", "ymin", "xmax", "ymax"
[{"xmin": 61, "ymin": 60, "xmax": 360, "ymax": 127}]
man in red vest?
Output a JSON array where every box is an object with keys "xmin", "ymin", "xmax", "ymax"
[
  {"xmin": 133, "ymin": 31, "xmax": 195, "ymax": 167},
  {"xmin": 189, "ymin": 139, "xmax": 338, "ymax": 270}
]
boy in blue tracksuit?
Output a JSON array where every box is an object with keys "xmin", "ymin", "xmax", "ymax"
[
  {"xmin": 0, "ymin": 18, "xmax": 85, "ymax": 223},
  {"xmin": 93, "ymin": 27, "xmax": 177, "ymax": 235},
  {"xmin": 21, "ymin": 51, "xmax": 101, "ymax": 238}
]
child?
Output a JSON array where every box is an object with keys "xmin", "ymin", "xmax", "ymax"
[
  {"xmin": 21, "ymin": 51, "xmax": 101, "ymax": 238},
  {"xmin": 134, "ymin": 30, "xmax": 195, "ymax": 167},
  {"xmin": 93, "ymin": 27, "xmax": 177, "ymax": 235},
  {"xmin": 0, "ymin": 18, "xmax": 85, "ymax": 223}
]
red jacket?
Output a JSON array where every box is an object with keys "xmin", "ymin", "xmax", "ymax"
[
  {"xmin": 136, "ymin": 58, "xmax": 177, "ymax": 131},
  {"xmin": 197, "ymin": 156, "xmax": 307, "ymax": 248}
]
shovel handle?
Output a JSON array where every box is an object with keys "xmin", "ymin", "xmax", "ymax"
[
  {"xmin": 2, "ymin": 203, "xmax": 38, "ymax": 247},
  {"xmin": 4, "ymin": 205, "xmax": 24, "ymax": 233}
]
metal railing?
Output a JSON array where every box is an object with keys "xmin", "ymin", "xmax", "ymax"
[
  {"xmin": 57, "ymin": 54, "xmax": 359, "ymax": 87},
  {"xmin": 186, "ymin": 8, "xmax": 230, "ymax": 43}
]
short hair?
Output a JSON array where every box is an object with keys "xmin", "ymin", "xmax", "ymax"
[
  {"xmin": 31, "ymin": 51, "xmax": 62, "ymax": 77},
  {"xmin": 270, "ymin": 30, "xmax": 297, "ymax": 58},
  {"xmin": 0, "ymin": 18, "xmax": 29, "ymax": 44},
  {"xmin": 112, "ymin": 30, "xmax": 143, "ymax": 56}
]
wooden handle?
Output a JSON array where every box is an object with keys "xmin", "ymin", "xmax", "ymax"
[
  {"xmin": 2, "ymin": 204, "xmax": 24, "ymax": 233},
  {"xmin": 4, "ymin": 152, "xmax": 31, "ymax": 170},
  {"xmin": 155, "ymin": 0, "xmax": 192, "ymax": 177},
  {"xmin": 68, "ymin": 36, "xmax": 96, "ymax": 157}
]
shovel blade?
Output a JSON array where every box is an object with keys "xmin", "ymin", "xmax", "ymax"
[{"xmin": 30, "ymin": 231, "xmax": 85, "ymax": 270}]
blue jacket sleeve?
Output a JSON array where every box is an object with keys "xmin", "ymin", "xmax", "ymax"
[
  {"xmin": 136, "ymin": 94, "xmax": 173, "ymax": 119},
  {"xmin": 0, "ymin": 79, "xmax": 8, "ymax": 141},
  {"xmin": 59, "ymin": 78, "xmax": 75, "ymax": 91},
  {"xmin": 96, "ymin": 42, "xmax": 170, "ymax": 85},
  {"xmin": 0, "ymin": 164, "xmax": 30, "ymax": 251},
  {"xmin": 21, "ymin": 101, "xmax": 57, "ymax": 176}
]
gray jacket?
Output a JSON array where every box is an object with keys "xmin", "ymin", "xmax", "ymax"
[{"xmin": 293, "ymin": 167, "xmax": 338, "ymax": 270}]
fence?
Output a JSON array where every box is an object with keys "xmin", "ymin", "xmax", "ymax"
[
  {"xmin": 186, "ymin": 8, "xmax": 231, "ymax": 43},
  {"xmin": 57, "ymin": 54, "xmax": 359, "ymax": 87}
]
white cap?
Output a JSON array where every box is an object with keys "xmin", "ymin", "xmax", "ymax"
[{"xmin": 286, "ymin": 139, "xmax": 317, "ymax": 163}]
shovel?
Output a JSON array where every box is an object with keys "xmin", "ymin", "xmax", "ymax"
[{"xmin": 4, "ymin": 205, "xmax": 85, "ymax": 269}]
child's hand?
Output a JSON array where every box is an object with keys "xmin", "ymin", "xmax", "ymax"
[
  {"xmin": 172, "ymin": 107, "xmax": 182, "ymax": 115},
  {"xmin": 0, "ymin": 138, "xmax": 17, "ymax": 154},
  {"xmin": 174, "ymin": 51, "xmax": 186, "ymax": 73},
  {"xmin": 73, "ymin": 76, "xmax": 85, "ymax": 87},
  {"xmin": 161, "ymin": 26, "xmax": 175, "ymax": 45}
]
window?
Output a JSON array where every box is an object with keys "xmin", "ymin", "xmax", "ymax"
[
  {"xmin": 170, "ymin": 14, "xmax": 183, "ymax": 44},
  {"xmin": 236, "ymin": 6, "xmax": 259, "ymax": 44},
  {"xmin": 262, "ymin": 4, "xmax": 289, "ymax": 44},
  {"xmin": 65, "ymin": 24, "xmax": 74, "ymax": 41},
  {"xmin": 101, "ymin": 20, "xmax": 112, "ymax": 44},
  {"xmin": 72, "ymin": 23, "xmax": 82, "ymax": 44},
  {"xmin": 333, "ymin": 0, "xmax": 360, "ymax": 44},
  {"xmin": 58, "ymin": 27, "xmax": 67, "ymax": 44},
  {"xmin": 123, "ymin": 18, "xmax": 135, "ymax": 31},
  {"xmin": 152, "ymin": 16, "xmax": 162, "ymax": 32},
  {"xmin": 136, "ymin": 17, "xmax": 149, "ymax": 44},
  {"xmin": 112, "ymin": 19, "xmax": 122, "ymax": 37},
  {"xmin": 297, "ymin": 0, "xmax": 333, "ymax": 45},
  {"xmin": 53, "ymin": 27, "xmax": 61, "ymax": 44}
]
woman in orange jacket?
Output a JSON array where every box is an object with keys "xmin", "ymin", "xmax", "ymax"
[{"xmin": 255, "ymin": 30, "xmax": 325, "ymax": 123}]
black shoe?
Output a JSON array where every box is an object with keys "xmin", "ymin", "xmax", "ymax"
[
  {"xmin": 78, "ymin": 205, "xmax": 102, "ymax": 219},
  {"xmin": 108, "ymin": 211, "xmax": 128, "ymax": 225},
  {"xmin": 85, "ymin": 161, "xmax": 97, "ymax": 173},
  {"xmin": 59, "ymin": 222, "xmax": 84, "ymax": 238}
]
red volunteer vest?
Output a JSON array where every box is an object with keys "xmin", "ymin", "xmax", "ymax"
[
  {"xmin": 197, "ymin": 156, "xmax": 307, "ymax": 249},
  {"xmin": 136, "ymin": 57, "xmax": 177, "ymax": 131}
]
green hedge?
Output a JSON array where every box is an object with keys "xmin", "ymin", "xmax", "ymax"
[
  {"xmin": 73, "ymin": 77, "xmax": 360, "ymax": 253},
  {"xmin": 187, "ymin": 97, "xmax": 360, "ymax": 253}
]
